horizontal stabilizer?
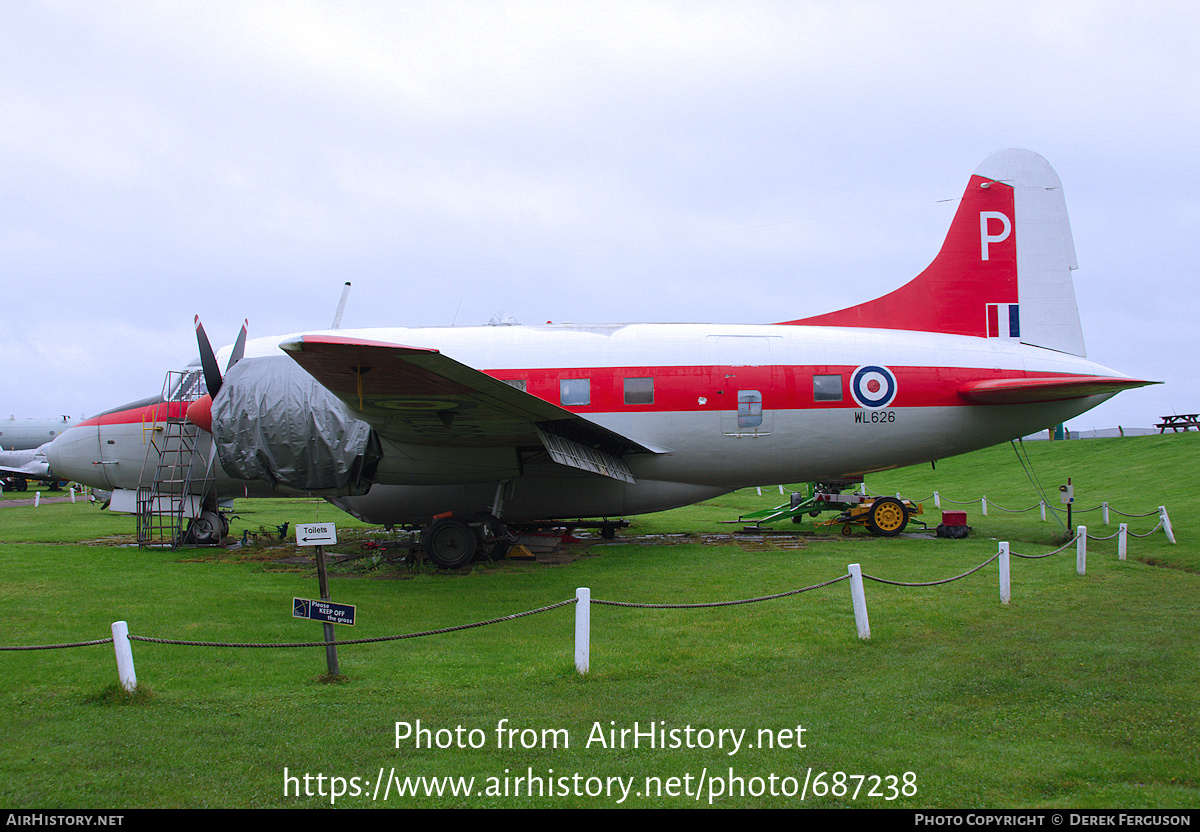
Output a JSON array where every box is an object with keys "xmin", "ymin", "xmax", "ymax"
[{"xmin": 958, "ymin": 375, "xmax": 1157, "ymax": 405}]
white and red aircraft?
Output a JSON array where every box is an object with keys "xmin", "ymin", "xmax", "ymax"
[{"xmin": 46, "ymin": 149, "xmax": 1153, "ymax": 565}]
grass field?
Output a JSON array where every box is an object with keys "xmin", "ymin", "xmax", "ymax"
[{"xmin": 1, "ymin": 434, "xmax": 1197, "ymax": 808}]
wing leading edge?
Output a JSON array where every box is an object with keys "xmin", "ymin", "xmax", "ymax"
[{"xmin": 279, "ymin": 335, "xmax": 670, "ymax": 484}]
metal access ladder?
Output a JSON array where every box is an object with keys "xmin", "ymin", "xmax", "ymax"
[{"xmin": 136, "ymin": 370, "xmax": 216, "ymax": 548}]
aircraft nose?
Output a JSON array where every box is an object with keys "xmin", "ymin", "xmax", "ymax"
[{"xmin": 45, "ymin": 425, "xmax": 103, "ymax": 487}]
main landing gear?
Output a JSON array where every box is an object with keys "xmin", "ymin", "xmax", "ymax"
[{"xmin": 422, "ymin": 512, "xmax": 514, "ymax": 569}]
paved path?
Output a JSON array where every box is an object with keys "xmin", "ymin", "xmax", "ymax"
[{"xmin": 0, "ymin": 492, "xmax": 89, "ymax": 508}]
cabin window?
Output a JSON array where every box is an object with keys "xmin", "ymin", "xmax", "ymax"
[
  {"xmin": 737, "ymin": 390, "xmax": 763, "ymax": 427},
  {"xmin": 624, "ymin": 377, "xmax": 654, "ymax": 405},
  {"xmin": 813, "ymin": 374, "xmax": 843, "ymax": 402},
  {"xmin": 503, "ymin": 379, "xmax": 527, "ymax": 392},
  {"xmin": 560, "ymin": 378, "xmax": 591, "ymax": 406}
]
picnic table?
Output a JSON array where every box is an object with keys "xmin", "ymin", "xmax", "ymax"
[{"xmin": 1157, "ymin": 414, "xmax": 1200, "ymax": 432}]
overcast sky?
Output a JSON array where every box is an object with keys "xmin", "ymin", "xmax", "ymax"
[{"xmin": 2, "ymin": 1, "xmax": 1195, "ymax": 432}]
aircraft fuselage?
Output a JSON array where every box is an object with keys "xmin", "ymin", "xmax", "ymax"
[{"xmin": 47, "ymin": 320, "xmax": 1123, "ymax": 525}]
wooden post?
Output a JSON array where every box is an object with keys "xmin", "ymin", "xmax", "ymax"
[
  {"xmin": 848, "ymin": 564, "xmax": 870, "ymax": 640},
  {"xmin": 999, "ymin": 542, "xmax": 1010, "ymax": 605},
  {"xmin": 1160, "ymin": 506, "xmax": 1176, "ymax": 544},
  {"xmin": 575, "ymin": 588, "xmax": 590, "ymax": 675},
  {"xmin": 111, "ymin": 621, "xmax": 137, "ymax": 692},
  {"xmin": 314, "ymin": 545, "xmax": 340, "ymax": 676}
]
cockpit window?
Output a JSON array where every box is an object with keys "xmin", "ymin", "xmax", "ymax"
[{"xmin": 169, "ymin": 370, "xmax": 205, "ymax": 402}]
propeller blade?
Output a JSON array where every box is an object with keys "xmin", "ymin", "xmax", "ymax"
[
  {"xmin": 226, "ymin": 319, "xmax": 248, "ymax": 372},
  {"xmin": 195, "ymin": 316, "xmax": 223, "ymax": 398}
]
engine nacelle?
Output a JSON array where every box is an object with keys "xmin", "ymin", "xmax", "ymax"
[{"xmin": 210, "ymin": 356, "xmax": 380, "ymax": 495}]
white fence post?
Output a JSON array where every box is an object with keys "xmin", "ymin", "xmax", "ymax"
[
  {"xmin": 1118, "ymin": 523, "xmax": 1128, "ymax": 561},
  {"xmin": 848, "ymin": 564, "xmax": 870, "ymax": 640},
  {"xmin": 999, "ymin": 542, "xmax": 1010, "ymax": 605},
  {"xmin": 1102, "ymin": 502, "xmax": 1110, "ymax": 525},
  {"xmin": 1076, "ymin": 527, "xmax": 1087, "ymax": 576},
  {"xmin": 70, "ymin": 487, "xmax": 76, "ymax": 503},
  {"xmin": 34, "ymin": 491, "xmax": 40, "ymax": 508},
  {"xmin": 933, "ymin": 491, "xmax": 940, "ymax": 508},
  {"xmin": 1159, "ymin": 506, "xmax": 1176, "ymax": 544},
  {"xmin": 111, "ymin": 621, "xmax": 137, "ymax": 692},
  {"xmin": 1040, "ymin": 500, "xmax": 1046, "ymax": 522},
  {"xmin": 981, "ymin": 497, "xmax": 988, "ymax": 517},
  {"xmin": 574, "ymin": 588, "xmax": 590, "ymax": 675}
]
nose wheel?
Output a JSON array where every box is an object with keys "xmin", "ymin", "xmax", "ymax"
[{"xmin": 184, "ymin": 509, "xmax": 229, "ymax": 545}]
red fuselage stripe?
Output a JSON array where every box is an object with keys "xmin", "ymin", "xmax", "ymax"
[{"xmin": 75, "ymin": 365, "xmax": 1076, "ymax": 426}]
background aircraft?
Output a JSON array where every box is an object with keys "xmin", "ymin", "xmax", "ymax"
[
  {"xmin": 0, "ymin": 416, "xmax": 77, "ymax": 451},
  {"xmin": 0, "ymin": 416, "xmax": 76, "ymax": 490},
  {"xmin": 46, "ymin": 150, "xmax": 1152, "ymax": 565}
]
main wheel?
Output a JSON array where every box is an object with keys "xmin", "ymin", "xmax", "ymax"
[
  {"xmin": 470, "ymin": 512, "xmax": 511, "ymax": 561},
  {"xmin": 866, "ymin": 497, "xmax": 908, "ymax": 537},
  {"xmin": 423, "ymin": 518, "xmax": 478, "ymax": 568}
]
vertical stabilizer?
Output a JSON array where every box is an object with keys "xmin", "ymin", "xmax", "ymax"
[
  {"xmin": 782, "ymin": 149, "xmax": 1086, "ymax": 357},
  {"xmin": 975, "ymin": 149, "xmax": 1084, "ymax": 356}
]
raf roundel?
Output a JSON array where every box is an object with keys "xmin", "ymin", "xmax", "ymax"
[{"xmin": 850, "ymin": 365, "xmax": 898, "ymax": 409}]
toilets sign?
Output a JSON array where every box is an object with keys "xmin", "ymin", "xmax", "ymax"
[{"xmin": 296, "ymin": 523, "xmax": 337, "ymax": 546}]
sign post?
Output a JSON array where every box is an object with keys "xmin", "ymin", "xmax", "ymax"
[
  {"xmin": 1060, "ymin": 479, "xmax": 1074, "ymax": 530},
  {"xmin": 295, "ymin": 523, "xmax": 342, "ymax": 677}
]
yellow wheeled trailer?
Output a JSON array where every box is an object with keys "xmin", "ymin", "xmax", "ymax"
[
  {"xmin": 738, "ymin": 481, "xmax": 923, "ymax": 536},
  {"xmin": 815, "ymin": 494, "xmax": 924, "ymax": 537}
]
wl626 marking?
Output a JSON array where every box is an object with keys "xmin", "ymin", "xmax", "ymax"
[{"xmin": 855, "ymin": 410, "xmax": 896, "ymax": 424}]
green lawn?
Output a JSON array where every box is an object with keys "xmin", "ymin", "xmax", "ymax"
[{"xmin": 1, "ymin": 435, "xmax": 1196, "ymax": 808}]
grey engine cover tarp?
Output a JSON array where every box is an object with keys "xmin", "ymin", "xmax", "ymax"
[{"xmin": 211, "ymin": 355, "xmax": 380, "ymax": 495}]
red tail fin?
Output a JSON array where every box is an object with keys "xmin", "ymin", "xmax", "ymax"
[
  {"xmin": 781, "ymin": 149, "xmax": 1086, "ymax": 356},
  {"xmin": 782, "ymin": 174, "xmax": 1017, "ymax": 337}
]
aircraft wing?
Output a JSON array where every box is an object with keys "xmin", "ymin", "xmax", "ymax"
[
  {"xmin": 279, "ymin": 335, "xmax": 669, "ymax": 483},
  {"xmin": 958, "ymin": 375, "xmax": 1157, "ymax": 405}
]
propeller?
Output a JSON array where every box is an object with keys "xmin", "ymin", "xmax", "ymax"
[
  {"xmin": 195, "ymin": 316, "xmax": 247, "ymax": 397},
  {"xmin": 187, "ymin": 317, "xmax": 248, "ymax": 432}
]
